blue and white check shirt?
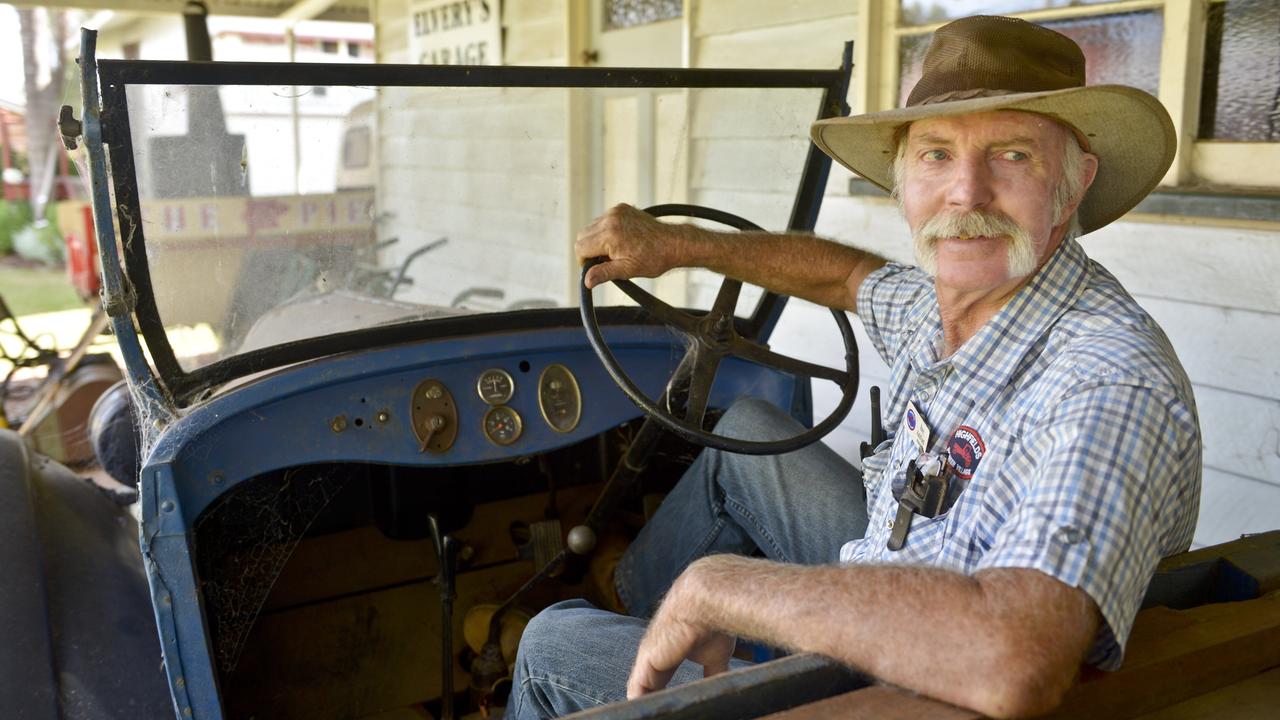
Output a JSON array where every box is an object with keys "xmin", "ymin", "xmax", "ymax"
[{"xmin": 841, "ymin": 236, "xmax": 1202, "ymax": 670}]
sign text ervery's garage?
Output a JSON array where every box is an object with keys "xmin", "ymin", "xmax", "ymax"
[{"xmin": 409, "ymin": 0, "xmax": 502, "ymax": 66}]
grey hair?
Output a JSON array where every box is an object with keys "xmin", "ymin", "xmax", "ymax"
[
  {"xmin": 890, "ymin": 140, "xmax": 908, "ymax": 205},
  {"xmin": 888, "ymin": 126, "xmax": 1087, "ymax": 240},
  {"xmin": 1052, "ymin": 134, "xmax": 1086, "ymax": 240}
]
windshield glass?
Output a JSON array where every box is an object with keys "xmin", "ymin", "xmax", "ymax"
[{"xmin": 121, "ymin": 82, "xmax": 825, "ymax": 372}]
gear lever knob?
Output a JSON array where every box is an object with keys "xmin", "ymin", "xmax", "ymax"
[{"xmin": 567, "ymin": 525, "xmax": 597, "ymax": 555}]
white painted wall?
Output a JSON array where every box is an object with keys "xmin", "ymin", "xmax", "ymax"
[
  {"xmin": 372, "ymin": 0, "xmax": 571, "ymax": 309},
  {"xmin": 376, "ymin": 84, "xmax": 569, "ymax": 309}
]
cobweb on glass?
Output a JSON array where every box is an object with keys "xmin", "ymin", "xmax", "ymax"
[{"xmin": 194, "ymin": 466, "xmax": 350, "ymax": 672}]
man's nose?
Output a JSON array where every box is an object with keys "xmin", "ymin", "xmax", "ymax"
[{"xmin": 945, "ymin": 155, "xmax": 994, "ymax": 211}]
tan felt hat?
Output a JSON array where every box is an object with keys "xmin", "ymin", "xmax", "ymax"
[{"xmin": 811, "ymin": 15, "xmax": 1176, "ymax": 234}]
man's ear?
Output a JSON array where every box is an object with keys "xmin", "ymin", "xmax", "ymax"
[
  {"xmin": 1059, "ymin": 151, "xmax": 1099, "ymax": 224},
  {"xmin": 1078, "ymin": 152, "xmax": 1099, "ymax": 195}
]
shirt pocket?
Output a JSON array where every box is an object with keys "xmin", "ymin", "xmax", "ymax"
[{"xmin": 895, "ymin": 511, "xmax": 950, "ymax": 564}]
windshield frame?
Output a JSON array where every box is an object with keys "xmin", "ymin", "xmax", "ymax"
[{"xmin": 96, "ymin": 54, "xmax": 853, "ymax": 406}]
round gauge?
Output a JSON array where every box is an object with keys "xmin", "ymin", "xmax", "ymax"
[
  {"xmin": 538, "ymin": 364, "xmax": 582, "ymax": 433},
  {"xmin": 476, "ymin": 368, "xmax": 515, "ymax": 405},
  {"xmin": 483, "ymin": 405, "xmax": 524, "ymax": 446}
]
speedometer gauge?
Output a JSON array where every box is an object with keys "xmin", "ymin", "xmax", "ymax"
[
  {"xmin": 482, "ymin": 406, "xmax": 523, "ymax": 445},
  {"xmin": 538, "ymin": 364, "xmax": 581, "ymax": 433},
  {"xmin": 477, "ymin": 368, "xmax": 515, "ymax": 405}
]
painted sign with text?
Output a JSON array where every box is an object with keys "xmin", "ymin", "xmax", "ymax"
[{"xmin": 408, "ymin": 0, "xmax": 502, "ymax": 65}]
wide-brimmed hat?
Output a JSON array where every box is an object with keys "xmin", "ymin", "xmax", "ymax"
[{"xmin": 811, "ymin": 15, "xmax": 1175, "ymax": 234}]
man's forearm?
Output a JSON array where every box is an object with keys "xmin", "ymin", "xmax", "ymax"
[
  {"xmin": 576, "ymin": 204, "xmax": 885, "ymax": 310},
  {"xmin": 677, "ymin": 226, "xmax": 884, "ymax": 312},
  {"xmin": 674, "ymin": 555, "xmax": 1097, "ymax": 718}
]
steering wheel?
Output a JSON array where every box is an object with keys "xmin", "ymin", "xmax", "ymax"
[{"xmin": 580, "ymin": 203, "xmax": 859, "ymax": 455}]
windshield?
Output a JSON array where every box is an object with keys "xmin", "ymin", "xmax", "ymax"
[
  {"xmin": 121, "ymin": 81, "xmax": 825, "ymax": 370},
  {"xmin": 97, "ymin": 59, "xmax": 849, "ymax": 397}
]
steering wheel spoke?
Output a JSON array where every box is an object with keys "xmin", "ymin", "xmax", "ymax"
[
  {"xmin": 710, "ymin": 278, "xmax": 743, "ymax": 317},
  {"xmin": 611, "ymin": 278, "xmax": 699, "ymax": 333},
  {"xmin": 729, "ymin": 337, "xmax": 850, "ymax": 385},
  {"xmin": 665, "ymin": 342, "xmax": 722, "ymax": 429}
]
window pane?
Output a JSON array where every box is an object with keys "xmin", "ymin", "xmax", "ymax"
[
  {"xmin": 605, "ymin": 0, "xmax": 682, "ymax": 30},
  {"xmin": 1199, "ymin": 0, "xmax": 1280, "ymax": 141},
  {"xmin": 899, "ymin": 0, "xmax": 1116, "ymax": 26},
  {"xmin": 898, "ymin": 11, "xmax": 1163, "ymax": 106}
]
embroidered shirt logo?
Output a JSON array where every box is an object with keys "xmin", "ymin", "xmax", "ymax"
[{"xmin": 948, "ymin": 426, "xmax": 986, "ymax": 480}]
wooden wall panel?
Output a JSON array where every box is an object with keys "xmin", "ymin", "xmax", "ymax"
[
  {"xmin": 691, "ymin": 138, "xmax": 813, "ymax": 195},
  {"xmin": 503, "ymin": 0, "xmax": 563, "ymax": 25},
  {"xmin": 689, "ymin": 88, "xmax": 826, "ymax": 139},
  {"xmin": 1138, "ymin": 297, "xmax": 1280, "ymax": 399},
  {"xmin": 695, "ymin": 15, "xmax": 856, "ymax": 69},
  {"xmin": 1194, "ymin": 469, "xmax": 1280, "ymax": 547},
  {"xmin": 1080, "ymin": 222, "xmax": 1280, "ymax": 315},
  {"xmin": 376, "ymin": 0, "xmax": 410, "ymax": 63},
  {"xmin": 695, "ymin": 0, "xmax": 852, "ymax": 38},
  {"xmin": 691, "ymin": 187, "xmax": 803, "ymax": 232},
  {"xmin": 504, "ymin": 17, "xmax": 565, "ymax": 65},
  {"xmin": 378, "ymin": 0, "xmax": 563, "ymax": 64},
  {"xmin": 1195, "ymin": 385, "xmax": 1280, "ymax": 482},
  {"xmin": 377, "ymin": 83, "xmax": 569, "ymax": 308}
]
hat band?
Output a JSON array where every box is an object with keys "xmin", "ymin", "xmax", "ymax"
[
  {"xmin": 915, "ymin": 87, "xmax": 1020, "ymax": 106},
  {"xmin": 909, "ymin": 87, "xmax": 1094, "ymax": 152}
]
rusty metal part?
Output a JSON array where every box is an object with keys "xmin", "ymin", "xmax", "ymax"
[
  {"xmin": 411, "ymin": 379, "xmax": 458, "ymax": 453},
  {"xmin": 58, "ymin": 105, "xmax": 82, "ymax": 151}
]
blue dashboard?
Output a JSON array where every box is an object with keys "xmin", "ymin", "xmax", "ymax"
[{"xmin": 147, "ymin": 324, "xmax": 805, "ymax": 524}]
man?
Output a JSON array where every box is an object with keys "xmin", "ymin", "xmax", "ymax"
[{"xmin": 508, "ymin": 15, "xmax": 1201, "ymax": 719}]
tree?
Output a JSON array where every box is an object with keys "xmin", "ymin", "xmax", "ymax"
[{"xmin": 17, "ymin": 6, "xmax": 66, "ymax": 221}]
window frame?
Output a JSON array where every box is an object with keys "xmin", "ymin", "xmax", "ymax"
[{"xmin": 855, "ymin": 0, "xmax": 1280, "ymax": 190}]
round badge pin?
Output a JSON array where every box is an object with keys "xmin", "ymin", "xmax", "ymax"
[{"xmin": 948, "ymin": 425, "xmax": 986, "ymax": 480}]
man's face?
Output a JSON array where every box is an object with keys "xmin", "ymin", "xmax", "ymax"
[{"xmin": 898, "ymin": 110, "xmax": 1090, "ymax": 295}]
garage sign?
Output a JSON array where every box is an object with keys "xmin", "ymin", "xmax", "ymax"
[{"xmin": 408, "ymin": 0, "xmax": 502, "ymax": 65}]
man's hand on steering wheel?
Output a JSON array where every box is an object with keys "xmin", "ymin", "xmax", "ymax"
[
  {"xmin": 578, "ymin": 203, "xmax": 859, "ymax": 455},
  {"xmin": 576, "ymin": 203, "xmax": 694, "ymax": 289}
]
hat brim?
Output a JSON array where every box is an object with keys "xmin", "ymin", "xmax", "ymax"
[{"xmin": 810, "ymin": 85, "xmax": 1175, "ymax": 234}]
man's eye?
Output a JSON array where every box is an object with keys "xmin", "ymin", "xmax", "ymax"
[
  {"xmin": 923, "ymin": 150, "xmax": 948, "ymax": 161},
  {"xmin": 1001, "ymin": 150, "xmax": 1029, "ymax": 161}
]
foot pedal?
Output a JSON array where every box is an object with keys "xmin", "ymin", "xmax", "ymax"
[{"xmin": 528, "ymin": 519, "xmax": 564, "ymax": 572}]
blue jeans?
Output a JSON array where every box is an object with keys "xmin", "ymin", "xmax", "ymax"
[{"xmin": 506, "ymin": 399, "xmax": 868, "ymax": 719}]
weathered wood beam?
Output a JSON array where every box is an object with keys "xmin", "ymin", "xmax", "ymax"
[
  {"xmin": 5, "ymin": 0, "xmax": 367, "ymax": 24},
  {"xmin": 1044, "ymin": 591, "xmax": 1280, "ymax": 719}
]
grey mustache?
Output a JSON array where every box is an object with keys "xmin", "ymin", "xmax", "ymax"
[{"xmin": 918, "ymin": 210, "xmax": 1023, "ymax": 242}]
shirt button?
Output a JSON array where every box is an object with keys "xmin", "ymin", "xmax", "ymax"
[{"xmin": 886, "ymin": 518, "xmax": 894, "ymax": 529}]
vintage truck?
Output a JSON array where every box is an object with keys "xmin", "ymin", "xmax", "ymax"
[{"xmin": 2, "ymin": 27, "xmax": 1277, "ymax": 720}]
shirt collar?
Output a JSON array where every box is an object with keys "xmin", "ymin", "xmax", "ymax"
[{"xmin": 905, "ymin": 236, "xmax": 1092, "ymax": 411}]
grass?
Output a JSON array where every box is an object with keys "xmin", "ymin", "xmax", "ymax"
[{"xmin": 0, "ymin": 261, "xmax": 86, "ymax": 318}]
